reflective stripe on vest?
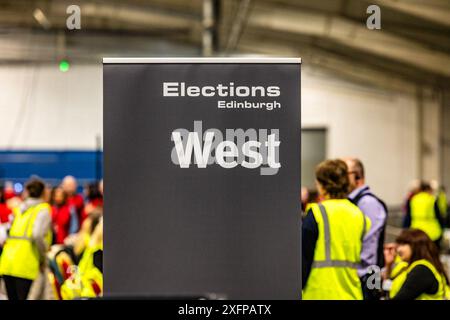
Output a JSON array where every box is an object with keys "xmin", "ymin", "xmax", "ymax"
[{"xmin": 311, "ymin": 203, "xmax": 365, "ymax": 269}]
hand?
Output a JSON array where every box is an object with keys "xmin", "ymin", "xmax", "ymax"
[{"xmin": 383, "ymin": 243, "xmax": 397, "ymax": 266}]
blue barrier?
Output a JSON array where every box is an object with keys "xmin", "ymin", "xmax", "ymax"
[{"xmin": 0, "ymin": 150, "xmax": 103, "ymax": 188}]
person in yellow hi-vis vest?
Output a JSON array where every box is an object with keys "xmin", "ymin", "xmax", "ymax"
[
  {"xmin": 0, "ymin": 178, "xmax": 52, "ymax": 300},
  {"xmin": 383, "ymin": 229, "xmax": 450, "ymax": 300},
  {"xmin": 302, "ymin": 159, "xmax": 371, "ymax": 300},
  {"xmin": 60, "ymin": 217, "xmax": 103, "ymax": 299},
  {"xmin": 437, "ymin": 186, "xmax": 448, "ymax": 227},
  {"xmin": 403, "ymin": 182, "xmax": 444, "ymax": 248}
]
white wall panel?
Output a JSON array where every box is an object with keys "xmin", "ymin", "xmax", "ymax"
[{"xmin": 0, "ymin": 64, "xmax": 102, "ymax": 150}]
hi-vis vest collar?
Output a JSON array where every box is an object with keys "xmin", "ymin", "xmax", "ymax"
[
  {"xmin": 8, "ymin": 203, "xmax": 48, "ymax": 241},
  {"xmin": 311, "ymin": 203, "xmax": 366, "ymax": 269}
]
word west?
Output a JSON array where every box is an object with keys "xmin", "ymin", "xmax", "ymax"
[{"xmin": 171, "ymin": 121, "xmax": 281, "ymax": 175}]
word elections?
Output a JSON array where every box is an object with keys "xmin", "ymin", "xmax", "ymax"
[
  {"xmin": 171, "ymin": 121, "xmax": 281, "ymax": 176},
  {"xmin": 163, "ymin": 82, "xmax": 280, "ymax": 98}
]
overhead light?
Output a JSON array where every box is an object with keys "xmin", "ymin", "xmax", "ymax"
[
  {"xmin": 13, "ymin": 183, "xmax": 23, "ymax": 194},
  {"xmin": 33, "ymin": 8, "xmax": 51, "ymax": 30},
  {"xmin": 59, "ymin": 60, "xmax": 70, "ymax": 72}
]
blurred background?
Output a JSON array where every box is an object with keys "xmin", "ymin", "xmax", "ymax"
[{"xmin": 0, "ymin": 0, "xmax": 449, "ymax": 299}]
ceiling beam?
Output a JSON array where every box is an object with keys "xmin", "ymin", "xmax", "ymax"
[
  {"xmin": 236, "ymin": 35, "xmax": 418, "ymax": 95},
  {"xmin": 49, "ymin": 1, "xmax": 199, "ymax": 30},
  {"xmin": 247, "ymin": 3, "xmax": 450, "ymax": 77},
  {"xmin": 370, "ymin": 0, "xmax": 450, "ymax": 28}
]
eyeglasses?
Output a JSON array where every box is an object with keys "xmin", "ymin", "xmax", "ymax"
[{"xmin": 348, "ymin": 171, "xmax": 361, "ymax": 180}]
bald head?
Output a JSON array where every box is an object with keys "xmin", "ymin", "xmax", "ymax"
[
  {"xmin": 342, "ymin": 157, "xmax": 365, "ymax": 192},
  {"xmin": 62, "ymin": 175, "xmax": 77, "ymax": 195}
]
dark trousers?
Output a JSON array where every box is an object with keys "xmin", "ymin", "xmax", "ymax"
[
  {"xmin": 3, "ymin": 275, "xmax": 33, "ymax": 300},
  {"xmin": 360, "ymin": 274, "xmax": 382, "ymax": 300}
]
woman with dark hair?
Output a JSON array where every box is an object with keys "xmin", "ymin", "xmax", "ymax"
[
  {"xmin": 384, "ymin": 229, "xmax": 450, "ymax": 300},
  {"xmin": 302, "ymin": 159, "xmax": 371, "ymax": 300},
  {"xmin": 80, "ymin": 182, "xmax": 103, "ymax": 224},
  {"xmin": 0, "ymin": 178, "xmax": 52, "ymax": 300}
]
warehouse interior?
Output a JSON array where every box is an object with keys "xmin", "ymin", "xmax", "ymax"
[{"xmin": 0, "ymin": 0, "xmax": 449, "ymax": 300}]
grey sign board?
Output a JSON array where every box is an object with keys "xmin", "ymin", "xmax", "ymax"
[{"xmin": 103, "ymin": 58, "xmax": 301, "ymax": 299}]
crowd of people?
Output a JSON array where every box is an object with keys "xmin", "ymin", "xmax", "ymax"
[
  {"xmin": 301, "ymin": 157, "xmax": 450, "ymax": 300},
  {"xmin": 0, "ymin": 160, "xmax": 448, "ymax": 301},
  {"xmin": 0, "ymin": 176, "xmax": 103, "ymax": 300}
]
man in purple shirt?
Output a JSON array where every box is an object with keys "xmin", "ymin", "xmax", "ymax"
[{"xmin": 344, "ymin": 158, "xmax": 388, "ymax": 300}]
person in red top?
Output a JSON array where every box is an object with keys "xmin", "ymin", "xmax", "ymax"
[
  {"xmin": 50, "ymin": 187, "xmax": 73, "ymax": 245},
  {"xmin": 0, "ymin": 185, "xmax": 12, "ymax": 224},
  {"xmin": 81, "ymin": 182, "xmax": 103, "ymax": 222},
  {"xmin": 61, "ymin": 176, "xmax": 84, "ymax": 228}
]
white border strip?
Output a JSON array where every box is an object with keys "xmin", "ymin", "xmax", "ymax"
[{"xmin": 103, "ymin": 57, "xmax": 301, "ymax": 64}]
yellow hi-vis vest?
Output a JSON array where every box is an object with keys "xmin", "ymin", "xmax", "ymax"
[
  {"xmin": 437, "ymin": 191, "xmax": 448, "ymax": 220},
  {"xmin": 410, "ymin": 192, "xmax": 442, "ymax": 241},
  {"xmin": 302, "ymin": 199, "xmax": 371, "ymax": 300},
  {"xmin": 79, "ymin": 242, "xmax": 103, "ymax": 298},
  {"xmin": 0, "ymin": 203, "xmax": 52, "ymax": 280},
  {"xmin": 387, "ymin": 257, "xmax": 409, "ymax": 298},
  {"xmin": 390, "ymin": 259, "xmax": 450, "ymax": 300},
  {"xmin": 60, "ymin": 242, "xmax": 103, "ymax": 300}
]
